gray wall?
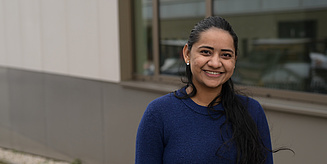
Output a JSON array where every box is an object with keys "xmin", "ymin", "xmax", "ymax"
[
  {"xmin": 0, "ymin": 67, "xmax": 161, "ymax": 163},
  {"xmin": 267, "ymin": 110, "xmax": 327, "ymax": 164},
  {"xmin": 0, "ymin": 67, "xmax": 327, "ymax": 163}
]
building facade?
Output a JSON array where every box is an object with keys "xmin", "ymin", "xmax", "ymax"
[{"xmin": 0, "ymin": 0, "xmax": 327, "ymax": 163}]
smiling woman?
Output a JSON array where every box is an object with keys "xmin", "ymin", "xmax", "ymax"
[
  {"xmin": 182, "ymin": 28, "xmax": 237, "ymax": 106},
  {"xmin": 136, "ymin": 16, "xmax": 276, "ymax": 164}
]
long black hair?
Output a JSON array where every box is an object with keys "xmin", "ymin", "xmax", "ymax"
[{"xmin": 175, "ymin": 16, "xmax": 270, "ymax": 163}]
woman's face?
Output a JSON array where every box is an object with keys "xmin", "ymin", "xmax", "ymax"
[{"xmin": 183, "ymin": 27, "xmax": 236, "ymax": 92}]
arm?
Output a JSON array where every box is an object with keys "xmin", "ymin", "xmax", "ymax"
[
  {"xmin": 254, "ymin": 103, "xmax": 274, "ymax": 164},
  {"xmin": 135, "ymin": 106, "xmax": 164, "ymax": 164}
]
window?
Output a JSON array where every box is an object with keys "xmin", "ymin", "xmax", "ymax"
[
  {"xmin": 133, "ymin": 0, "xmax": 206, "ymax": 78},
  {"xmin": 159, "ymin": 0, "xmax": 205, "ymax": 75},
  {"xmin": 134, "ymin": 0, "xmax": 153, "ymax": 76},
  {"xmin": 213, "ymin": 0, "xmax": 327, "ymax": 95},
  {"xmin": 132, "ymin": 0, "xmax": 327, "ymax": 103}
]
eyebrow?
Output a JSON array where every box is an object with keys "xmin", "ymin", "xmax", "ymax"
[
  {"xmin": 221, "ymin": 49, "xmax": 234, "ymax": 54},
  {"xmin": 199, "ymin": 46, "xmax": 234, "ymax": 54},
  {"xmin": 199, "ymin": 46, "xmax": 214, "ymax": 50}
]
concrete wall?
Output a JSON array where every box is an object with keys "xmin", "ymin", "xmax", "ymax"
[
  {"xmin": 267, "ymin": 110, "xmax": 327, "ymax": 164},
  {"xmin": 0, "ymin": 0, "xmax": 120, "ymax": 82},
  {"xmin": 0, "ymin": 67, "xmax": 160, "ymax": 163},
  {"xmin": 0, "ymin": 67, "xmax": 327, "ymax": 163}
]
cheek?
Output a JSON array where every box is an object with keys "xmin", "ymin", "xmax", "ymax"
[
  {"xmin": 190, "ymin": 58, "xmax": 199, "ymax": 70},
  {"xmin": 226, "ymin": 61, "xmax": 236, "ymax": 71},
  {"xmin": 191, "ymin": 57, "xmax": 206, "ymax": 68}
]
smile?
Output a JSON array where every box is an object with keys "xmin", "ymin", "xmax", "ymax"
[
  {"xmin": 204, "ymin": 70, "xmax": 222, "ymax": 78},
  {"xmin": 205, "ymin": 70, "xmax": 221, "ymax": 75}
]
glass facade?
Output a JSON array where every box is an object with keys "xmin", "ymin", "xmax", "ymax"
[
  {"xmin": 159, "ymin": 0, "xmax": 205, "ymax": 75},
  {"xmin": 134, "ymin": 0, "xmax": 153, "ymax": 75},
  {"xmin": 213, "ymin": 0, "xmax": 327, "ymax": 94},
  {"xmin": 134, "ymin": 0, "xmax": 327, "ymax": 95}
]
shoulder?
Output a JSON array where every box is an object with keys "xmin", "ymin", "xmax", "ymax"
[
  {"xmin": 237, "ymin": 95, "xmax": 265, "ymax": 121},
  {"xmin": 139, "ymin": 92, "xmax": 181, "ymax": 131},
  {"xmin": 138, "ymin": 93, "xmax": 173, "ymax": 129},
  {"xmin": 236, "ymin": 95, "xmax": 261, "ymax": 109},
  {"xmin": 148, "ymin": 92, "xmax": 177, "ymax": 109},
  {"xmin": 144, "ymin": 92, "xmax": 179, "ymax": 116}
]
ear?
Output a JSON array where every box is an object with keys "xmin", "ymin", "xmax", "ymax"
[
  {"xmin": 233, "ymin": 55, "xmax": 237, "ymax": 69},
  {"xmin": 182, "ymin": 44, "xmax": 190, "ymax": 64}
]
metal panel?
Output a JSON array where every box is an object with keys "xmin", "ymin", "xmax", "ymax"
[
  {"xmin": 45, "ymin": 73, "xmax": 104, "ymax": 164},
  {"xmin": 0, "ymin": 68, "xmax": 12, "ymax": 148},
  {"xmin": 102, "ymin": 82, "xmax": 162, "ymax": 163},
  {"xmin": 8, "ymin": 69, "xmax": 47, "ymax": 154}
]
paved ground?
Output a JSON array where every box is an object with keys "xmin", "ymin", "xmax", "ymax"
[{"xmin": 0, "ymin": 147, "xmax": 70, "ymax": 164}]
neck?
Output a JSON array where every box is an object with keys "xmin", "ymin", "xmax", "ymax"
[{"xmin": 186, "ymin": 85, "xmax": 221, "ymax": 106}]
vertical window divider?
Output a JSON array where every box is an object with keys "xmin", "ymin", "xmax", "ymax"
[
  {"xmin": 206, "ymin": 0, "xmax": 213, "ymax": 17},
  {"xmin": 152, "ymin": 0, "xmax": 160, "ymax": 77}
]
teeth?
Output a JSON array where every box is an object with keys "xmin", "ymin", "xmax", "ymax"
[{"xmin": 205, "ymin": 71, "xmax": 220, "ymax": 75}]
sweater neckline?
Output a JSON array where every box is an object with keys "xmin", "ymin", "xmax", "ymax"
[{"xmin": 176, "ymin": 87, "xmax": 224, "ymax": 116}]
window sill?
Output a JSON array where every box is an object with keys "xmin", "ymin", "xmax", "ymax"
[
  {"xmin": 120, "ymin": 80, "xmax": 183, "ymax": 94},
  {"xmin": 256, "ymin": 96, "xmax": 327, "ymax": 118},
  {"xmin": 121, "ymin": 80, "xmax": 327, "ymax": 118}
]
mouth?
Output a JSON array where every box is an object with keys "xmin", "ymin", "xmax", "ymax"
[{"xmin": 204, "ymin": 70, "xmax": 222, "ymax": 75}]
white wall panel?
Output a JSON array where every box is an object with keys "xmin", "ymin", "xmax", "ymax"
[
  {"xmin": 1, "ymin": 0, "xmax": 121, "ymax": 83},
  {"xmin": 20, "ymin": 0, "xmax": 42, "ymax": 71},
  {"xmin": 66, "ymin": 0, "xmax": 100, "ymax": 80},
  {"xmin": 98, "ymin": 0, "xmax": 120, "ymax": 82},
  {"xmin": 0, "ymin": 0, "xmax": 6, "ymax": 66},
  {"xmin": 3, "ymin": 0, "xmax": 22, "ymax": 68},
  {"xmin": 41, "ymin": 0, "xmax": 68, "ymax": 75}
]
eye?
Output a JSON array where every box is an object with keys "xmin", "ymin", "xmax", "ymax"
[
  {"xmin": 200, "ymin": 50, "xmax": 212, "ymax": 56},
  {"xmin": 221, "ymin": 53, "xmax": 232, "ymax": 59}
]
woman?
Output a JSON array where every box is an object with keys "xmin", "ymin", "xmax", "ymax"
[{"xmin": 136, "ymin": 16, "xmax": 273, "ymax": 164}]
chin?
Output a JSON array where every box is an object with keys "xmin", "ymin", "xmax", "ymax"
[{"xmin": 204, "ymin": 83, "xmax": 223, "ymax": 89}]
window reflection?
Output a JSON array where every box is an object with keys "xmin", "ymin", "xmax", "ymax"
[
  {"xmin": 159, "ymin": 0, "xmax": 206, "ymax": 75},
  {"xmin": 214, "ymin": 0, "xmax": 327, "ymax": 93},
  {"xmin": 134, "ymin": 0, "xmax": 153, "ymax": 75},
  {"xmin": 133, "ymin": 0, "xmax": 327, "ymax": 94}
]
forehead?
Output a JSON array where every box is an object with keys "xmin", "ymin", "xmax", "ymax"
[{"xmin": 195, "ymin": 28, "xmax": 234, "ymax": 49}]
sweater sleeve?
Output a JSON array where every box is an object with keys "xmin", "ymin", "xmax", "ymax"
[
  {"xmin": 135, "ymin": 104, "xmax": 164, "ymax": 164},
  {"xmin": 253, "ymin": 101, "xmax": 274, "ymax": 164}
]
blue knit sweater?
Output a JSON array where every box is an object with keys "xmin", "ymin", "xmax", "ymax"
[{"xmin": 136, "ymin": 88, "xmax": 273, "ymax": 164}]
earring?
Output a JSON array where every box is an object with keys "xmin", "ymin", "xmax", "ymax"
[{"xmin": 186, "ymin": 61, "xmax": 189, "ymax": 65}]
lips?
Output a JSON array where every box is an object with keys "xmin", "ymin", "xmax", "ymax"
[
  {"xmin": 204, "ymin": 70, "xmax": 223, "ymax": 77},
  {"xmin": 205, "ymin": 70, "xmax": 221, "ymax": 75}
]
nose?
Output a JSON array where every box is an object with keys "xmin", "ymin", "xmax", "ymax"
[{"xmin": 207, "ymin": 54, "xmax": 222, "ymax": 68}]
